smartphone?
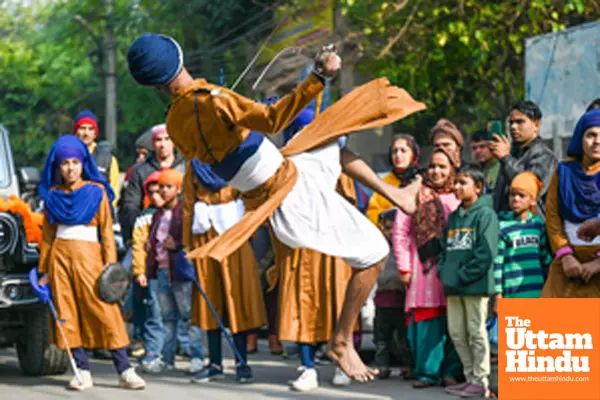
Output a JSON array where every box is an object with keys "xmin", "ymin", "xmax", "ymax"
[{"xmin": 487, "ymin": 120, "xmax": 506, "ymax": 141}]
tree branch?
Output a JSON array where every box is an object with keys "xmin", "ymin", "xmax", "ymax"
[
  {"xmin": 73, "ymin": 15, "xmax": 103, "ymax": 53},
  {"xmin": 377, "ymin": 0, "xmax": 421, "ymax": 59},
  {"xmin": 392, "ymin": 0, "xmax": 409, "ymax": 12}
]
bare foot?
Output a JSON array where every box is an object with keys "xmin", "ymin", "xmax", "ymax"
[
  {"xmin": 326, "ymin": 338, "xmax": 378, "ymax": 383},
  {"xmin": 388, "ymin": 175, "xmax": 422, "ymax": 215}
]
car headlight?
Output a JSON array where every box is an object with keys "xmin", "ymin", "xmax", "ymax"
[{"xmin": 0, "ymin": 212, "xmax": 19, "ymax": 254}]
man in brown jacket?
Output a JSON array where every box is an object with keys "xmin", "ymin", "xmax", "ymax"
[{"xmin": 127, "ymin": 33, "xmax": 425, "ymax": 382}]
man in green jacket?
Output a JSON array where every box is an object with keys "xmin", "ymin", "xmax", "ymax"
[{"xmin": 437, "ymin": 164, "xmax": 499, "ymax": 399}]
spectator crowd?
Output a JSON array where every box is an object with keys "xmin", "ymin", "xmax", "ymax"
[{"xmin": 37, "ymin": 86, "xmax": 600, "ymax": 397}]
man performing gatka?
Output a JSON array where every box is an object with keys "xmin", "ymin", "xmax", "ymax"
[
  {"xmin": 37, "ymin": 135, "xmax": 145, "ymax": 391},
  {"xmin": 127, "ymin": 33, "xmax": 426, "ymax": 382}
]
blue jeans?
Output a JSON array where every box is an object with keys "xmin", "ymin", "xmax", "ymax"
[
  {"xmin": 142, "ymin": 279, "xmax": 164, "ymax": 361},
  {"xmin": 177, "ymin": 319, "xmax": 191, "ymax": 356},
  {"xmin": 157, "ymin": 269, "xmax": 204, "ymax": 365},
  {"xmin": 121, "ymin": 249, "xmax": 143, "ymax": 339}
]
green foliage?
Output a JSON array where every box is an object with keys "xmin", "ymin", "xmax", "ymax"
[
  {"xmin": 0, "ymin": 0, "xmax": 277, "ymax": 169},
  {"xmin": 340, "ymin": 0, "xmax": 598, "ymax": 141}
]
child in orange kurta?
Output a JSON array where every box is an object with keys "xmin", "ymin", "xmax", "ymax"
[{"xmin": 38, "ymin": 135, "xmax": 145, "ymax": 391}]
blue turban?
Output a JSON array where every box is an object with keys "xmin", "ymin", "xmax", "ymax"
[
  {"xmin": 282, "ymin": 108, "xmax": 347, "ymax": 148},
  {"xmin": 127, "ymin": 33, "xmax": 184, "ymax": 86},
  {"xmin": 39, "ymin": 135, "xmax": 115, "ymax": 225},
  {"xmin": 568, "ymin": 109, "xmax": 600, "ymax": 160},
  {"xmin": 283, "ymin": 109, "xmax": 315, "ymax": 145}
]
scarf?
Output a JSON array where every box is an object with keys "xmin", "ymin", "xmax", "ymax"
[
  {"xmin": 390, "ymin": 135, "xmax": 421, "ymax": 188},
  {"xmin": 45, "ymin": 184, "xmax": 104, "ymax": 225},
  {"xmin": 190, "ymin": 159, "xmax": 228, "ymax": 192},
  {"xmin": 567, "ymin": 109, "xmax": 600, "ymax": 159},
  {"xmin": 557, "ymin": 109, "xmax": 600, "ymax": 222},
  {"xmin": 557, "ymin": 160, "xmax": 600, "ymax": 223},
  {"xmin": 413, "ymin": 149, "xmax": 456, "ymax": 264},
  {"xmin": 39, "ymin": 135, "xmax": 114, "ymax": 225}
]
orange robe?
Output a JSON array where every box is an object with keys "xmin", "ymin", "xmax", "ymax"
[
  {"xmin": 39, "ymin": 181, "xmax": 129, "ymax": 350},
  {"xmin": 273, "ymin": 174, "xmax": 357, "ymax": 343},
  {"xmin": 183, "ymin": 165, "xmax": 266, "ymax": 333},
  {"xmin": 167, "ymin": 77, "xmax": 425, "ymax": 263},
  {"xmin": 542, "ymin": 162, "xmax": 600, "ymax": 298}
]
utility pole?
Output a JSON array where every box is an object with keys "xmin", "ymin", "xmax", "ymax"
[
  {"xmin": 104, "ymin": 0, "xmax": 117, "ymax": 146},
  {"xmin": 74, "ymin": 0, "xmax": 118, "ymax": 147}
]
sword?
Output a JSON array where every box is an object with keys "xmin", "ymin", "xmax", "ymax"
[{"xmin": 230, "ymin": 16, "xmax": 288, "ymax": 91}]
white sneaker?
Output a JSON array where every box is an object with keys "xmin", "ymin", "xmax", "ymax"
[
  {"xmin": 67, "ymin": 370, "xmax": 93, "ymax": 391},
  {"xmin": 187, "ymin": 358, "xmax": 205, "ymax": 374},
  {"xmin": 140, "ymin": 358, "xmax": 168, "ymax": 374},
  {"xmin": 332, "ymin": 367, "xmax": 351, "ymax": 386},
  {"xmin": 291, "ymin": 367, "xmax": 318, "ymax": 392},
  {"xmin": 287, "ymin": 366, "xmax": 306, "ymax": 385},
  {"xmin": 119, "ymin": 368, "xmax": 146, "ymax": 390}
]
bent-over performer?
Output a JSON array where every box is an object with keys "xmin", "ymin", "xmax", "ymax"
[{"xmin": 127, "ymin": 33, "xmax": 425, "ymax": 382}]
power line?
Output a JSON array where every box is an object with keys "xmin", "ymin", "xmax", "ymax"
[
  {"xmin": 195, "ymin": 7, "xmax": 273, "ymax": 51},
  {"xmin": 186, "ymin": 17, "xmax": 278, "ymax": 62},
  {"xmin": 187, "ymin": 0, "xmax": 288, "ymax": 57}
]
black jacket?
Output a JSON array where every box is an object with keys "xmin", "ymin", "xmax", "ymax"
[
  {"xmin": 492, "ymin": 136, "xmax": 558, "ymax": 218},
  {"xmin": 118, "ymin": 151, "xmax": 186, "ymax": 243}
]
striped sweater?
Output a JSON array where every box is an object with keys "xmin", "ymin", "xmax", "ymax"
[{"xmin": 493, "ymin": 211, "xmax": 552, "ymax": 298}]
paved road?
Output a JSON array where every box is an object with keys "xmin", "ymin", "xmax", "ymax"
[{"xmin": 0, "ymin": 340, "xmax": 452, "ymax": 400}]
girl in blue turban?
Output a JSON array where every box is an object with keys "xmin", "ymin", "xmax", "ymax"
[
  {"xmin": 542, "ymin": 109, "xmax": 600, "ymax": 298},
  {"xmin": 39, "ymin": 135, "xmax": 115, "ymax": 225},
  {"xmin": 37, "ymin": 135, "xmax": 146, "ymax": 391}
]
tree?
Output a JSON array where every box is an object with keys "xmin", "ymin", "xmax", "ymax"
[
  {"xmin": 0, "ymin": 0, "xmax": 279, "ymax": 168},
  {"xmin": 339, "ymin": 0, "xmax": 598, "ymax": 141}
]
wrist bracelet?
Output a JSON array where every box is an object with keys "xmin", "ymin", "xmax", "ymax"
[{"xmin": 555, "ymin": 246, "xmax": 574, "ymax": 260}]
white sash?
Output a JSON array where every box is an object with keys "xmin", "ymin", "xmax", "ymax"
[
  {"xmin": 192, "ymin": 200, "xmax": 245, "ymax": 235},
  {"xmin": 228, "ymin": 139, "xmax": 283, "ymax": 192},
  {"xmin": 56, "ymin": 225, "xmax": 98, "ymax": 242}
]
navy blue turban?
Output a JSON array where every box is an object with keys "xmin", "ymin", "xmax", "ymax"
[
  {"xmin": 567, "ymin": 109, "xmax": 600, "ymax": 160},
  {"xmin": 558, "ymin": 109, "xmax": 600, "ymax": 223},
  {"xmin": 127, "ymin": 33, "xmax": 184, "ymax": 86}
]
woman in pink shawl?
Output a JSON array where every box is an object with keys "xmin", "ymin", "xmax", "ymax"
[{"xmin": 392, "ymin": 147, "xmax": 463, "ymax": 388}]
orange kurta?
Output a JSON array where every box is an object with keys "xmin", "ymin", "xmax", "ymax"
[
  {"xmin": 167, "ymin": 74, "xmax": 325, "ymax": 163},
  {"xmin": 183, "ymin": 165, "xmax": 266, "ymax": 333},
  {"xmin": 39, "ymin": 181, "xmax": 129, "ymax": 350},
  {"xmin": 274, "ymin": 174, "xmax": 357, "ymax": 343},
  {"xmin": 542, "ymin": 162, "xmax": 600, "ymax": 298}
]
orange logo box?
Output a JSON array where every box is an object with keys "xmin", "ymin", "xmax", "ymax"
[{"xmin": 498, "ymin": 299, "xmax": 600, "ymax": 400}]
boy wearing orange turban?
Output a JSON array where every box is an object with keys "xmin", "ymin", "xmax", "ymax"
[
  {"xmin": 493, "ymin": 171, "xmax": 552, "ymax": 304},
  {"xmin": 145, "ymin": 168, "xmax": 206, "ymax": 373},
  {"xmin": 131, "ymin": 171, "xmax": 165, "ymax": 368}
]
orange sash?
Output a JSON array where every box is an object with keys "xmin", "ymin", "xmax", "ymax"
[{"xmin": 187, "ymin": 78, "xmax": 426, "ymax": 262}]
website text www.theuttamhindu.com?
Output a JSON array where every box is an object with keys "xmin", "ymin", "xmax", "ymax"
[{"xmin": 509, "ymin": 376, "xmax": 590, "ymax": 383}]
